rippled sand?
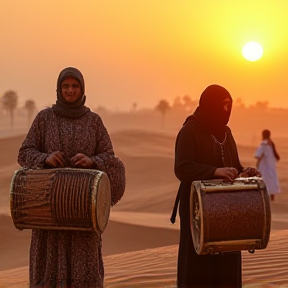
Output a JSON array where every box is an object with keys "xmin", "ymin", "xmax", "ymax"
[{"xmin": 1, "ymin": 129, "xmax": 288, "ymax": 287}]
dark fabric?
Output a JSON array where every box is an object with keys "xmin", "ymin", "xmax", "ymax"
[
  {"xmin": 191, "ymin": 84, "xmax": 232, "ymax": 142},
  {"xmin": 271, "ymin": 141, "xmax": 280, "ymax": 161},
  {"xmin": 51, "ymin": 67, "xmax": 90, "ymax": 119},
  {"xmin": 262, "ymin": 130, "xmax": 280, "ymax": 161},
  {"xmin": 174, "ymin": 115, "xmax": 243, "ymax": 288}
]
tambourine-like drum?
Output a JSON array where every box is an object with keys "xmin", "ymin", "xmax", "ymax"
[
  {"xmin": 190, "ymin": 178, "xmax": 271, "ymax": 255},
  {"xmin": 10, "ymin": 168, "xmax": 111, "ymax": 233}
]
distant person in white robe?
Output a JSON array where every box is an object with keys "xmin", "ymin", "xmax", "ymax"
[{"xmin": 255, "ymin": 129, "xmax": 280, "ymax": 201}]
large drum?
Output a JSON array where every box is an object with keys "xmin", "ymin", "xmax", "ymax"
[
  {"xmin": 10, "ymin": 168, "xmax": 111, "ymax": 233},
  {"xmin": 190, "ymin": 178, "xmax": 271, "ymax": 255}
]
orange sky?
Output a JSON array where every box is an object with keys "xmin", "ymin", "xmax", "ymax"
[{"xmin": 0, "ymin": 0, "xmax": 287, "ymax": 111}]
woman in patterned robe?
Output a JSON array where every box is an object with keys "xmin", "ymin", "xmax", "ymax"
[{"xmin": 18, "ymin": 67, "xmax": 125, "ymax": 288}]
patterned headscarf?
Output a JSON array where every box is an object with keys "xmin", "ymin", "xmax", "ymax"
[{"xmin": 51, "ymin": 67, "xmax": 90, "ymax": 119}]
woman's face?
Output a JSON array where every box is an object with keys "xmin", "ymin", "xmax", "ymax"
[{"xmin": 61, "ymin": 77, "xmax": 82, "ymax": 103}]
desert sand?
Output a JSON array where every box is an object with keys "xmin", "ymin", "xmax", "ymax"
[{"xmin": 0, "ymin": 118, "xmax": 288, "ymax": 288}]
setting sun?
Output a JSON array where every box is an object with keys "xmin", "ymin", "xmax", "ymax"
[
  {"xmin": 1, "ymin": 0, "xmax": 288, "ymax": 109},
  {"xmin": 242, "ymin": 41, "xmax": 263, "ymax": 62}
]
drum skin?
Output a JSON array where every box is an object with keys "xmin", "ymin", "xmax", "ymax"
[
  {"xmin": 10, "ymin": 168, "xmax": 111, "ymax": 233},
  {"xmin": 190, "ymin": 178, "xmax": 271, "ymax": 255}
]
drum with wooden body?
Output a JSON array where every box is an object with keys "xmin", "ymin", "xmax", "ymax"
[
  {"xmin": 190, "ymin": 178, "xmax": 271, "ymax": 255},
  {"xmin": 10, "ymin": 168, "xmax": 111, "ymax": 233}
]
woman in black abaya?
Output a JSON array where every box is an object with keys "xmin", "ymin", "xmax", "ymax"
[{"xmin": 173, "ymin": 84, "xmax": 259, "ymax": 288}]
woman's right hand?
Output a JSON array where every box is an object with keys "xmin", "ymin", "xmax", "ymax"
[
  {"xmin": 45, "ymin": 151, "xmax": 65, "ymax": 168},
  {"xmin": 214, "ymin": 167, "xmax": 238, "ymax": 182}
]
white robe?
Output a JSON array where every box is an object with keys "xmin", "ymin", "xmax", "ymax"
[{"xmin": 255, "ymin": 140, "xmax": 280, "ymax": 195}]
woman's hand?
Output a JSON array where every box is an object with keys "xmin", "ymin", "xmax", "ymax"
[
  {"xmin": 214, "ymin": 167, "xmax": 239, "ymax": 182},
  {"xmin": 240, "ymin": 167, "xmax": 261, "ymax": 177},
  {"xmin": 71, "ymin": 153, "xmax": 96, "ymax": 169},
  {"xmin": 45, "ymin": 151, "xmax": 65, "ymax": 168}
]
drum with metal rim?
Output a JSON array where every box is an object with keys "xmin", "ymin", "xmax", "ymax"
[{"xmin": 190, "ymin": 178, "xmax": 271, "ymax": 255}]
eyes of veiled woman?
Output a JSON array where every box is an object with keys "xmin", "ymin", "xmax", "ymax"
[{"xmin": 223, "ymin": 99, "xmax": 232, "ymax": 112}]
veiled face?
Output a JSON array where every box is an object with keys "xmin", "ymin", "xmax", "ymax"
[
  {"xmin": 61, "ymin": 77, "xmax": 82, "ymax": 103},
  {"xmin": 199, "ymin": 85, "xmax": 233, "ymax": 128}
]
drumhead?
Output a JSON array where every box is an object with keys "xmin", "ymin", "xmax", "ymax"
[
  {"xmin": 92, "ymin": 171, "xmax": 111, "ymax": 233},
  {"xmin": 190, "ymin": 181, "xmax": 204, "ymax": 255}
]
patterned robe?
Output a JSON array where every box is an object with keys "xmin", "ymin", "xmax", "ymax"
[{"xmin": 18, "ymin": 108, "xmax": 125, "ymax": 288}]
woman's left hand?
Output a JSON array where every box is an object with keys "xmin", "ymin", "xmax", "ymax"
[
  {"xmin": 71, "ymin": 153, "xmax": 96, "ymax": 169},
  {"xmin": 240, "ymin": 167, "xmax": 261, "ymax": 177}
]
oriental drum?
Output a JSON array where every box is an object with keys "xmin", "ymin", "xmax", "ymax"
[
  {"xmin": 10, "ymin": 168, "xmax": 111, "ymax": 233},
  {"xmin": 190, "ymin": 178, "xmax": 271, "ymax": 255}
]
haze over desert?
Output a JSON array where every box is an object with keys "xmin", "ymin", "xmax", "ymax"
[
  {"xmin": 1, "ymin": 0, "xmax": 288, "ymax": 286},
  {"xmin": 0, "ymin": 108, "xmax": 288, "ymax": 287}
]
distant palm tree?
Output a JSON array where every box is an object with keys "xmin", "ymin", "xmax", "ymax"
[
  {"xmin": 182, "ymin": 95, "xmax": 197, "ymax": 112},
  {"xmin": 172, "ymin": 96, "xmax": 183, "ymax": 111},
  {"xmin": 25, "ymin": 99, "xmax": 36, "ymax": 126},
  {"xmin": 131, "ymin": 102, "xmax": 138, "ymax": 113},
  {"xmin": 1, "ymin": 90, "xmax": 18, "ymax": 127},
  {"xmin": 155, "ymin": 99, "xmax": 170, "ymax": 128}
]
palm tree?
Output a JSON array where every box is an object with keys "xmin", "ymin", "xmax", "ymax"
[
  {"xmin": 182, "ymin": 95, "xmax": 197, "ymax": 112},
  {"xmin": 25, "ymin": 99, "xmax": 36, "ymax": 126},
  {"xmin": 131, "ymin": 102, "xmax": 138, "ymax": 113},
  {"xmin": 172, "ymin": 96, "xmax": 183, "ymax": 111},
  {"xmin": 1, "ymin": 90, "xmax": 18, "ymax": 127},
  {"xmin": 155, "ymin": 99, "xmax": 170, "ymax": 128}
]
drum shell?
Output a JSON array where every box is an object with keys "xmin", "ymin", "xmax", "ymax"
[
  {"xmin": 190, "ymin": 179, "xmax": 271, "ymax": 255},
  {"xmin": 10, "ymin": 168, "xmax": 111, "ymax": 233}
]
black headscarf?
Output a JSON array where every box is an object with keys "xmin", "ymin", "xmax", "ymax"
[
  {"xmin": 185, "ymin": 84, "xmax": 233, "ymax": 142},
  {"xmin": 51, "ymin": 67, "xmax": 90, "ymax": 119}
]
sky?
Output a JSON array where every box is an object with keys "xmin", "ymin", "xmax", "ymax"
[{"xmin": 0, "ymin": 0, "xmax": 288, "ymax": 111}]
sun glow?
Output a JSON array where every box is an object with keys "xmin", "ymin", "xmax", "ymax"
[{"xmin": 242, "ymin": 42, "xmax": 263, "ymax": 62}]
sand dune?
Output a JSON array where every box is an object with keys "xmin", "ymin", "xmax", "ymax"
[
  {"xmin": 1, "ymin": 231, "xmax": 288, "ymax": 287},
  {"xmin": 105, "ymin": 230, "xmax": 288, "ymax": 288},
  {"xmin": 1, "ymin": 129, "xmax": 288, "ymax": 287}
]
